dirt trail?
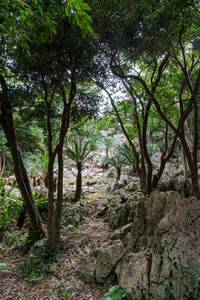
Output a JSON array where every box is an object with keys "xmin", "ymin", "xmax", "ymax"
[{"xmin": 0, "ymin": 185, "xmax": 113, "ymax": 300}]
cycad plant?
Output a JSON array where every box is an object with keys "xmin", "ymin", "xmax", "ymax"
[
  {"xmin": 26, "ymin": 151, "xmax": 57, "ymax": 189},
  {"xmin": 183, "ymin": 258, "xmax": 200, "ymax": 293},
  {"xmin": 65, "ymin": 140, "xmax": 98, "ymax": 202},
  {"xmin": 26, "ymin": 151, "xmax": 49, "ymax": 185},
  {"xmin": 100, "ymin": 136, "xmax": 115, "ymax": 157},
  {"xmin": 117, "ymin": 142, "xmax": 140, "ymax": 174},
  {"xmin": 101, "ymin": 153, "xmax": 126, "ymax": 181}
]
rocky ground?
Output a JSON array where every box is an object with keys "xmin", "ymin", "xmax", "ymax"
[
  {"xmin": 0, "ymin": 158, "xmax": 137, "ymax": 300},
  {"xmin": 1, "ymin": 151, "xmax": 200, "ymax": 300}
]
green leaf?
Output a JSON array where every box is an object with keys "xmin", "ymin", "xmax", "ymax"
[
  {"xmin": 38, "ymin": 6, "xmax": 43, "ymax": 15},
  {"xmin": 81, "ymin": 3, "xmax": 91, "ymax": 10},
  {"xmin": 65, "ymin": 6, "xmax": 70, "ymax": 16},
  {"xmin": 73, "ymin": 0, "xmax": 83, "ymax": 6},
  {"xmin": 114, "ymin": 295, "xmax": 123, "ymax": 300},
  {"xmin": 87, "ymin": 26, "xmax": 93, "ymax": 34},
  {"xmin": 41, "ymin": 28, "xmax": 49, "ymax": 42},
  {"xmin": 84, "ymin": 14, "xmax": 92, "ymax": 22},
  {"xmin": 102, "ymin": 295, "xmax": 112, "ymax": 300},
  {"xmin": 82, "ymin": 28, "xmax": 87, "ymax": 38},
  {"xmin": 109, "ymin": 285, "xmax": 120, "ymax": 293}
]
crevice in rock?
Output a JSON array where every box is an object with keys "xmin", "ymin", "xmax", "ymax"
[
  {"xmin": 157, "ymin": 255, "xmax": 163, "ymax": 281},
  {"xmin": 147, "ymin": 250, "xmax": 152, "ymax": 297}
]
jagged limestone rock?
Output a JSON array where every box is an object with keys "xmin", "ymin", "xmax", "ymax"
[
  {"xmin": 62, "ymin": 203, "xmax": 86, "ymax": 227},
  {"xmin": 110, "ymin": 223, "xmax": 133, "ymax": 240},
  {"xmin": 109, "ymin": 203, "xmax": 132, "ymax": 229},
  {"xmin": 126, "ymin": 182, "xmax": 138, "ymax": 192},
  {"xmin": 108, "ymin": 194, "xmax": 123, "ymax": 207},
  {"xmin": 95, "ymin": 240, "xmax": 124, "ymax": 283},
  {"xmin": 115, "ymin": 252, "xmax": 149, "ymax": 300},
  {"xmin": 110, "ymin": 180, "xmax": 127, "ymax": 192},
  {"xmin": 115, "ymin": 191, "xmax": 200, "ymax": 299}
]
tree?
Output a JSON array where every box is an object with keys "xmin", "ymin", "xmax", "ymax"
[
  {"xmin": 101, "ymin": 153, "xmax": 126, "ymax": 181},
  {"xmin": 0, "ymin": 75, "xmax": 45, "ymax": 240},
  {"xmin": 0, "ymin": 0, "xmax": 95, "ymax": 245},
  {"xmin": 99, "ymin": 136, "xmax": 115, "ymax": 158},
  {"xmin": 91, "ymin": 0, "xmax": 200, "ymax": 197},
  {"xmin": 65, "ymin": 139, "xmax": 97, "ymax": 201}
]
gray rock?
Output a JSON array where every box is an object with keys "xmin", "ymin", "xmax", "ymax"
[
  {"xmin": 115, "ymin": 252, "xmax": 148, "ymax": 299},
  {"xmin": 110, "ymin": 180, "xmax": 127, "ymax": 192},
  {"xmin": 95, "ymin": 240, "xmax": 124, "ymax": 283},
  {"xmin": 62, "ymin": 203, "xmax": 86, "ymax": 227},
  {"xmin": 108, "ymin": 194, "xmax": 122, "ymax": 207},
  {"xmin": 117, "ymin": 191, "xmax": 200, "ymax": 299},
  {"xmin": 109, "ymin": 203, "xmax": 132, "ymax": 229},
  {"xmin": 50, "ymin": 262, "xmax": 57, "ymax": 272},
  {"xmin": 110, "ymin": 223, "xmax": 133, "ymax": 240},
  {"xmin": 126, "ymin": 182, "xmax": 138, "ymax": 192},
  {"xmin": 158, "ymin": 176, "xmax": 192, "ymax": 197},
  {"xmin": 78, "ymin": 258, "xmax": 96, "ymax": 283},
  {"xmin": 29, "ymin": 237, "xmax": 47, "ymax": 253}
]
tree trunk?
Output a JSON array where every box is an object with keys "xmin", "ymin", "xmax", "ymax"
[
  {"xmin": 54, "ymin": 146, "xmax": 63, "ymax": 244},
  {"xmin": 74, "ymin": 162, "xmax": 82, "ymax": 202},
  {"xmin": 0, "ymin": 153, "xmax": 5, "ymax": 177},
  {"xmin": 182, "ymin": 144, "xmax": 189, "ymax": 180},
  {"xmin": 0, "ymin": 92, "xmax": 45, "ymax": 239},
  {"xmin": 180, "ymin": 133, "xmax": 200, "ymax": 198},
  {"xmin": 47, "ymin": 153, "xmax": 55, "ymax": 247},
  {"xmin": 116, "ymin": 166, "xmax": 121, "ymax": 181}
]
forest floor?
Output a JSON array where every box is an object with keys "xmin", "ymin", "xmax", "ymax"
[{"xmin": 0, "ymin": 182, "xmax": 115, "ymax": 300}]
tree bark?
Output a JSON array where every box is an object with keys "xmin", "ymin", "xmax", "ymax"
[
  {"xmin": 0, "ymin": 92, "xmax": 45, "ymax": 239},
  {"xmin": 116, "ymin": 166, "xmax": 121, "ymax": 181},
  {"xmin": 54, "ymin": 146, "xmax": 63, "ymax": 244},
  {"xmin": 74, "ymin": 162, "xmax": 82, "ymax": 202}
]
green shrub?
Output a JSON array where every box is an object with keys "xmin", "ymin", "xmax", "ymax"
[{"xmin": 103, "ymin": 285, "xmax": 128, "ymax": 300}]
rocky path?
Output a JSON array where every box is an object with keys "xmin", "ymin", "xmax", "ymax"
[
  {"xmin": 0, "ymin": 167, "xmax": 115, "ymax": 300},
  {"xmin": 0, "ymin": 159, "xmax": 119, "ymax": 300}
]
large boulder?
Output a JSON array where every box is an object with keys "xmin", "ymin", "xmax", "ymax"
[
  {"xmin": 78, "ymin": 258, "xmax": 96, "ymax": 283},
  {"xmin": 115, "ymin": 191, "xmax": 200, "ymax": 299},
  {"xmin": 95, "ymin": 240, "xmax": 124, "ymax": 283}
]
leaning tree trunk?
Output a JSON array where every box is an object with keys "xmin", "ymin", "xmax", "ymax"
[
  {"xmin": 0, "ymin": 92, "xmax": 45, "ymax": 240},
  {"xmin": 74, "ymin": 162, "xmax": 82, "ymax": 202}
]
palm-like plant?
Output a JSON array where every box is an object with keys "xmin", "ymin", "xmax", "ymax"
[
  {"xmin": 26, "ymin": 151, "xmax": 49, "ymax": 186},
  {"xmin": 183, "ymin": 258, "xmax": 200, "ymax": 293},
  {"xmin": 26, "ymin": 151, "xmax": 58, "ymax": 189},
  {"xmin": 101, "ymin": 153, "xmax": 126, "ymax": 181},
  {"xmin": 99, "ymin": 136, "xmax": 115, "ymax": 157},
  {"xmin": 117, "ymin": 142, "xmax": 140, "ymax": 174},
  {"xmin": 65, "ymin": 140, "xmax": 98, "ymax": 202}
]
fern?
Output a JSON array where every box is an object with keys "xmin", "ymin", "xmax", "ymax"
[{"xmin": 183, "ymin": 259, "xmax": 200, "ymax": 292}]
